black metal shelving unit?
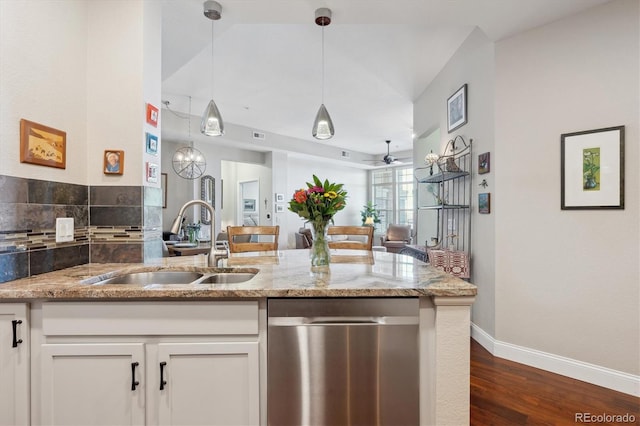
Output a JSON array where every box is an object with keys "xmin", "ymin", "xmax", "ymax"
[{"xmin": 414, "ymin": 137, "xmax": 472, "ymax": 258}]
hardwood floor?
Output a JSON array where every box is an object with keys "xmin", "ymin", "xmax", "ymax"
[{"xmin": 470, "ymin": 339, "xmax": 640, "ymax": 425}]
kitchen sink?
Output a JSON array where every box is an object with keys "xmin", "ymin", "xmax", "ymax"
[
  {"xmin": 197, "ymin": 273, "xmax": 256, "ymax": 284},
  {"xmin": 93, "ymin": 271, "xmax": 204, "ymax": 285},
  {"xmin": 89, "ymin": 269, "xmax": 259, "ymax": 286}
]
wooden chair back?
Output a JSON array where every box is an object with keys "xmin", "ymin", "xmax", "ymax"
[
  {"xmin": 327, "ymin": 226, "xmax": 374, "ymax": 251},
  {"xmin": 227, "ymin": 226, "xmax": 279, "ymax": 253}
]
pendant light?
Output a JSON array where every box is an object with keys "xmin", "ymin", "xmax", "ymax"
[
  {"xmin": 200, "ymin": 0, "xmax": 224, "ymax": 136},
  {"xmin": 312, "ymin": 8, "xmax": 334, "ymax": 140},
  {"xmin": 173, "ymin": 96, "xmax": 207, "ymax": 179}
]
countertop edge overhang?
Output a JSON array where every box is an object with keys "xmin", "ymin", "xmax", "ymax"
[{"xmin": 0, "ymin": 250, "xmax": 477, "ymax": 301}]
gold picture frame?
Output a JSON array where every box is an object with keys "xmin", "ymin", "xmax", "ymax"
[
  {"xmin": 104, "ymin": 150, "xmax": 125, "ymax": 175},
  {"xmin": 20, "ymin": 119, "xmax": 66, "ymax": 169}
]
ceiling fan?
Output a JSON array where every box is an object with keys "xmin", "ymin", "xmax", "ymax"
[{"xmin": 365, "ymin": 140, "xmax": 411, "ymax": 166}]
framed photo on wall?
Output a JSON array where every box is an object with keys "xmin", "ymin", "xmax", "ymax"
[
  {"xmin": 104, "ymin": 150, "xmax": 124, "ymax": 175},
  {"xmin": 561, "ymin": 126, "xmax": 624, "ymax": 210},
  {"xmin": 146, "ymin": 132, "xmax": 158, "ymax": 155},
  {"xmin": 20, "ymin": 119, "xmax": 66, "ymax": 169},
  {"xmin": 478, "ymin": 152, "xmax": 490, "ymax": 174},
  {"xmin": 478, "ymin": 193, "xmax": 490, "ymax": 214},
  {"xmin": 447, "ymin": 84, "xmax": 467, "ymax": 133},
  {"xmin": 146, "ymin": 103, "xmax": 159, "ymax": 127}
]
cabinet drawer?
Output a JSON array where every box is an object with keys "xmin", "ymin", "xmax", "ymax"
[{"xmin": 42, "ymin": 301, "xmax": 259, "ymax": 336}]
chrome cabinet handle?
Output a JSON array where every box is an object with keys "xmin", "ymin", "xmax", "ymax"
[{"xmin": 11, "ymin": 320, "xmax": 23, "ymax": 348}]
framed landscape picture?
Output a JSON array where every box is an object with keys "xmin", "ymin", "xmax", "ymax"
[
  {"xmin": 20, "ymin": 119, "xmax": 66, "ymax": 169},
  {"xmin": 561, "ymin": 126, "xmax": 624, "ymax": 210},
  {"xmin": 479, "ymin": 193, "xmax": 490, "ymax": 214}
]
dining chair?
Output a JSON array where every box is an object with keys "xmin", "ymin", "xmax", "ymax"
[
  {"xmin": 327, "ymin": 226, "xmax": 374, "ymax": 251},
  {"xmin": 227, "ymin": 225, "xmax": 279, "ymax": 253}
]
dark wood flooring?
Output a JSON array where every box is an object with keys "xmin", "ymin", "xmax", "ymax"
[{"xmin": 470, "ymin": 339, "xmax": 640, "ymax": 425}]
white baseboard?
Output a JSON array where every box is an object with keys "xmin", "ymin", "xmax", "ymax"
[{"xmin": 470, "ymin": 323, "xmax": 640, "ymax": 397}]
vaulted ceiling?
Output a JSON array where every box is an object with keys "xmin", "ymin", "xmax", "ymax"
[{"xmin": 160, "ymin": 0, "xmax": 611, "ymax": 159}]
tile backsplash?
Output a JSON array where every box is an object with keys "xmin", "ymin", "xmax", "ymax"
[{"xmin": 0, "ymin": 175, "xmax": 162, "ymax": 283}]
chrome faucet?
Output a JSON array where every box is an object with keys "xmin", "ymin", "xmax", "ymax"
[{"xmin": 170, "ymin": 200, "xmax": 224, "ymax": 267}]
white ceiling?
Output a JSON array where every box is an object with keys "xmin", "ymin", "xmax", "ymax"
[{"xmin": 161, "ymin": 0, "xmax": 611, "ymax": 158}]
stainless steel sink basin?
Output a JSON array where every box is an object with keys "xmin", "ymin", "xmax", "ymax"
[
  {"xmin": 197, "ymin": 273, "xmax": 256, "ymax": 284},
  {"xmin": 94, "ymin": 271, "xmax": 204, "ymax": 285}
]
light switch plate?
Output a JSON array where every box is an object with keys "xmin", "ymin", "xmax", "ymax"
[{"xmin": 55, "ymin": 218, "xmax": 74, "ymax": 243}]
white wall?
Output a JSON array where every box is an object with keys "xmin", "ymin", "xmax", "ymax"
[
  {"xmin": 495, "ymin": 0, "xmax": 639, "ymax": 377},
  {"xmin": 413, "ymin": 27, "xmax": 496, "ymax": 336},
  {"xmin": 0, "ymin": 0, "xmax": 160, "ymax": 186},
  {"xmin": 0, "ymin": 0, "xmax": 88, "ymax": 182}
]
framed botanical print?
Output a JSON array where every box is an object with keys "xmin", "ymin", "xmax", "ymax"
[{"xmin": 561, "ymin": 126, "xmax": 624, "ymax": 210}]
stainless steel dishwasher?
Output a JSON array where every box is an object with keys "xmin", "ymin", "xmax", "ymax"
[{"xmin": 268, "ymin": 298, "xmax": 419, "ymax": 426}]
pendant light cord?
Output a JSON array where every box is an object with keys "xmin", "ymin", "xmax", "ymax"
[
  {"xmin": 188, "ymin": 96, "xmax": 192, "ymax": 139},
  {"xmin": 321, "ymin": 25, "xmax": 325, "ymax": 104},
  {"xmin": 211, "ymin": 20, "xmax": 215, "ymax": 99}
]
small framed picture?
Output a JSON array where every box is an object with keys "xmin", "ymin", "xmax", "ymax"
[
  {"xmin": 146, "ymin": 132, "xmax": 158, "ymax": 155},
  {"xmin": 478, "ymin": 152, "xmax": 490, "ymax": 174},
  {"xmin": 447, "ymin": 84, "xmax": 467, "ymax": 133},
  {"xmin": 275, "ymin": 193, "xmax": 285, "ymax": 202},
  {"xmin": 479, "ymin": 193, "xmax": 490, "ymax": 214},
  {"xmin": 20, "ymin": 119, "xmax": 66, "ymax": 169},
  {"xmin": 275, "ymin": 204, "xmax": 285, "ymax": 213},
  {"xmin": 146, "ymin": 103, "xmax": 159, "ymax": 127},
  {"xmin": 146, "ymin": 162, "xmax": 159, "ymax": 183},
  {"xmin": 104, "ymin": 150, "xmax": 124, "ymax": 175},
  {"xmin": 561, "ymin": 126, "xmax": 624, "ymax": 210}
]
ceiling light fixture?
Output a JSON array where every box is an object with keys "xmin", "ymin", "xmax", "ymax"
[
  {"xmin": 174, "ymin": 96, "xmax": 207, "ymax": 179},
  {"xmin": 200, "ymin": 0, "xmax": 224, "ymax": 136},
  {"xmin": 312, "ymin": 7, "xmax": 334, "ymax": 140}
]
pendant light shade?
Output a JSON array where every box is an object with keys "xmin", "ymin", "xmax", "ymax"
[
  {"xmin": 201, "ymin": 99, "xmax": 224, "ymax": 136},
  {"xmin": 312, "ymin": 104, "xmax": 334, "ymax": 140},
  {"xmin": 312, "ymin": 8, "xmax": 334, "ymax": 140},
  {"xmin": 201, "ymin": 0, "xmax": 224, "ymax": 137}
]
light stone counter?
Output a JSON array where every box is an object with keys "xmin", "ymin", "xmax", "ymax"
[{"xmin": 0, "ymin": 249, "xmax": 476, "ymax": 300}]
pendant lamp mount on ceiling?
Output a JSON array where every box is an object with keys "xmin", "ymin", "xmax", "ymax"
[
  {"xmin": 312, "ymin": 7, "xmax": 335, "ymax": 140},
  {"xmin": 201, "ymin": 0, "xmax": 224, "ymax": 137}
]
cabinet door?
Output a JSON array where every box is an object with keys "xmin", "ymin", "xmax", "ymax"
[
  {"xmin": 0, "ymin": 304, "xmax": 29, "ymax": 426},
  {"xmin": 157, "ymin": 342, "xmax": 259, "ymax": 426},
  {"xmin": 40, "ymin": 343, "xmax": 145, "ymax": 426}
]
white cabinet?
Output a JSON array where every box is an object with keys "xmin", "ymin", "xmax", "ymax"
[
  {"xmin": 35, "ymin": 301, "xmax": 260, "ymax": 426},
  {"xmin": 157, "ymin": 342, "xmax": 259, "ymax": 426},
  {"xmin": 0, "ymin": 303, "xmax": 29, "ymax": 426},
  {"xmin": 40, "ymin": 343, "xmax": 145, "ymax": 426}
]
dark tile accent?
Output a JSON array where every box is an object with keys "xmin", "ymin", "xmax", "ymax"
[
  {"xmin": 0, "ymin": 175, "xmax": 28, "ymax": 203},
  {"xmin": 28, "ymin": 179, "xmax": 88, "ymax": 205},
  {"xmin": 0, "ymin": 251, "xmax": 29, "ymax": 283},
  {"xmin": 91, "ymin": 242, "xmax": 143, "ymax": 263},
  {"xmin": 53, "ymin": 205, "xmax": 89, "ymax": 227},
  {"xmin": 90, "ymin": 206, "xmax": 142, "ymax": 227},
  {"xmin": 30, "ymin": 244, "xmax": 90, "ymax": 276},
  {"xmin": 91, "ymin": 186, "xmax": 142, "ymax": 206}
]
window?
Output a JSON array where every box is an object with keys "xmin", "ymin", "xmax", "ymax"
[{"xmin": 371, "ymin": 166, "xmax": 414, "ymax": 232}]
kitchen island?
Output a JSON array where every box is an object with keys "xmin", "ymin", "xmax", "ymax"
[{"xmin": 0, "ymin": 249, "xmax": 476, "ymax": 425}]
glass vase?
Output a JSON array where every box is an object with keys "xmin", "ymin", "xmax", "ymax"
[{"xmin": 310, "ymin": 221, "xmax": 331, "ymax": 270}]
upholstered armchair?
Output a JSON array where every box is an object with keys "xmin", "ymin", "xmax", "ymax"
[{"xmin": 380, "ymin": 224, "xmax": 413, "ymax": 253}]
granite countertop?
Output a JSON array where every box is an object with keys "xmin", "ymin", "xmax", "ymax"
[{"xmin": 0, "ymin": 249, "xmax": 477, "ymax": 300}]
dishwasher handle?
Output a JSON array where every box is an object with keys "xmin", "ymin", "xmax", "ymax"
[{"xmin": 269, "ymin": 316, "xmax": 418, "ymax": 326}]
